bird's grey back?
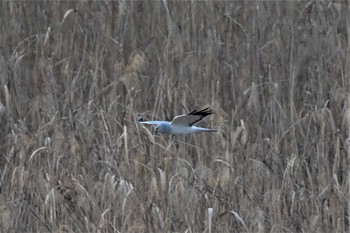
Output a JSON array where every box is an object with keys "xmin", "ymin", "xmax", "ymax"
[{"xmin": 158, "ymin": 122, "xmax": 172, "ymax": 134}]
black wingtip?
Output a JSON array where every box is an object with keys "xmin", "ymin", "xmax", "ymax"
[
  {"xmin": 188, "ymin": 109, "xmax": 198, "ymax": 115},
  {"xmin": 189, "ymin": 107, "xmax": 214, "ymax": 116}
]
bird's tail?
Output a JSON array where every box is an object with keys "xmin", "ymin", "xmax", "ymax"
[
  {"xmin": 194, "ymin": 127, "xmax": 217, "ymax": 133},
  {"xmin": 205, "ymin": 129, "xmax": 217, "ymax": 133}
]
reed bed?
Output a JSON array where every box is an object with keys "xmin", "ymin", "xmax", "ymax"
[{"xmin": 0, "ymin": 1, "xmax": 349, "ymax": 232}]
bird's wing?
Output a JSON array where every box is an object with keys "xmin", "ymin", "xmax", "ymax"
[
  {"xmin": 138, "ymin": 118, "xmax": 167, "ymax": 125},
  {"xmin": 170, "ymin": 108, "xmax": 214, "ymax": 126}
]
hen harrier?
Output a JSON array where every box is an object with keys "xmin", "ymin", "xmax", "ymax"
[{"xmin": 138, "ymin": 108, "xmax": 217, "ymax": 135}]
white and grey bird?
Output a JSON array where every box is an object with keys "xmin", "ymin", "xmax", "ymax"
[{"xmin": 138, "ymin": 108, "xmax": 217, "ymax": 135}]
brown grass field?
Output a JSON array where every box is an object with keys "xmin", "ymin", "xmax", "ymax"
[{"xmin": 1, "ymin": 1, "xmax": 350, "ymax": 232}]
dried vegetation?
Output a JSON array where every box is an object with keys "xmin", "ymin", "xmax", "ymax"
[{"xmin": 0, "ymin": 1, "xmax": 350, "ymax": 232}]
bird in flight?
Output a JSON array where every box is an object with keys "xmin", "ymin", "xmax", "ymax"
[{"xmin": 138, "ymin": 108, "xmax": 217, "ymax": 135}]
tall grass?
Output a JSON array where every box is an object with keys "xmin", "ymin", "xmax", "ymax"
[{"xmin": 0, "ymin": 1, "xmax": 349, "ymax": 232}]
